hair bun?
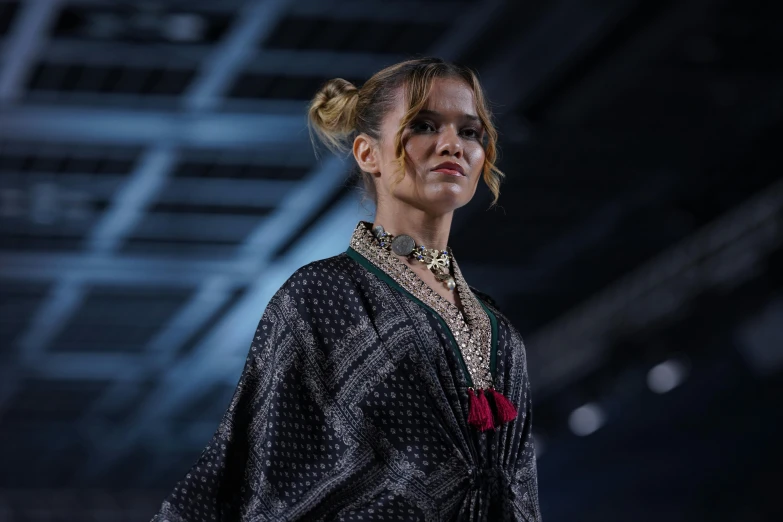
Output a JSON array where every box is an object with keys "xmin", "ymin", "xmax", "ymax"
[{"xmin": 307, "ymin": 78, "xmax": 360, "ymax": 153}]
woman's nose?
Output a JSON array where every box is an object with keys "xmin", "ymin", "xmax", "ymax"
[{"xmin": 437, "ymin": 127, "xmax": 462, "ymax": 157}]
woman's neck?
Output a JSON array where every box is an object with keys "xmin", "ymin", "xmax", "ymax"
[{"xmin": 372, "ymin": 204, "xmax": 454, "ymax": 251}]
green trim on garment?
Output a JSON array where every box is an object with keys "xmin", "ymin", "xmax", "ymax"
[
  {"xmin": 347, "ymin": 246, "xmax": 499, "ymax": 390},
  {"xmin": 346, "ymin": 247, "xmax": 472, "ymax": 387},
  {"xmin": 476, "ymin": 298, "xmax": 499, "ymax": 387}
]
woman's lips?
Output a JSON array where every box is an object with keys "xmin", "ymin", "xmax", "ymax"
[
  {"xmin": 433, "ymin": 168, "xmax": 463, "ymax": 176},
  {"xmin": 432, "ymin": 162, "xmax": 465, "ymax": 176}
]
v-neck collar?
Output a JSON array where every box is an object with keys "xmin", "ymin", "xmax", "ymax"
[{"xmin": 345, "ymin": 220, "xmax": 498, "ymax": 390}]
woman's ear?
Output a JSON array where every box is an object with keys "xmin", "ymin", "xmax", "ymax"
[{"xmin": 353, "ymin": 133, "xmax": 380, "ymax": 174}]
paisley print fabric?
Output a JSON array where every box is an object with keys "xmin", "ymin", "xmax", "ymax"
[{"xmin": 150, "ymin": 224, "xmax": 541, "ymax": 522}]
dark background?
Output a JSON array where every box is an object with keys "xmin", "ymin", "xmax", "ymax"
[{"xmin": 0, "ymin": 0, "xmax": 781, "ymax": 520}]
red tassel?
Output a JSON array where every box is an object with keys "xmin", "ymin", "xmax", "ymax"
[
  {"xmin": 467, "ymin": 388, "xmax": 483, "ymax": 427},
  {"xmin": 467, "ymin": 388, "xmax": 495, "ymax": 431},
  {"xmin": 488, "ymin": 388, "xmax": 518, "ymax": 427},
  {"xmin": 477, "ymin": 390, "xmax": 496, "ymax": 431}
]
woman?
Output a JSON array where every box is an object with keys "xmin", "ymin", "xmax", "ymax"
[{"xmin": 151, "ymin": 57, "xmax": 541, "ymax": 522}]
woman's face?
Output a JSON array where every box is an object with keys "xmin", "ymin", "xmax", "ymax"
[{"xmin": 370, "ymin": 77, "xmax": 486, "ymax": 216}]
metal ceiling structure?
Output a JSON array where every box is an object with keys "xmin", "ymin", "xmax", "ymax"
[{"xmin": 0, "ymin": 0, "xmax": 781, "ymax": 520}]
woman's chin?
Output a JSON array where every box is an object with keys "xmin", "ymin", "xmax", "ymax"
[{"xmin": 421, "ymin": 187, "xmax": 471, "ymax": 213}]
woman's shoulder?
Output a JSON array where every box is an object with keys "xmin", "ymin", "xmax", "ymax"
[
  {"xmin": 274, "ymin": 252, "xmax": 366, "ymax": 301},
  {"xmin": 267, "ymin": 253, "xmax": 371, "ymax": 329},
  {"xmin": 286, "ymin": 252, "xmax": 360, "ymax": 284}
]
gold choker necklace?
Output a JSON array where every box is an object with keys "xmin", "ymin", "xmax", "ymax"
[{"xmin": 370, "ymin": 223, "xmax": 456, "ymax": 291}]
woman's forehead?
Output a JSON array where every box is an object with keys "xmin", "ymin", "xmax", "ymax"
[
  {"xmin": 423, "ymin": 78, "xmax": 476, "ymax": 111},
  {"xmin": 384, "ymin": 77, "xmax": 478, "ymax": 122}
]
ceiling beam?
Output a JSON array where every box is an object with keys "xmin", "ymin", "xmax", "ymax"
[
  {"xmin": 0, "ymin": 106, "xmax": 306, "ymax": 148},
  {"xmin": 0, "ymin": 174, "xmax": 299, "ymax": 207},
  {"xmin": 0, "ymin": 251, "xmax": 255, "ymax": 286},
  {"xmin": 42, "ymin": 40, "xmax": 404, "ymax": 78},
  {"xmin": 185, "ymin": 0, "xmax": 293, "ymax": 112},
  {"xmin": 0, "ymin": 0, "xmax": 61, "ymax": 103}
]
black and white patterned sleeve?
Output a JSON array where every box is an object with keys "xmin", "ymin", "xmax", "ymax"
[
  {"xmin": 149, "ymin": 284, "xmax": 308, "ymax": 522},
  {"xmin": 511, "ymin": 341, "xmax": 542, "ymax": 522}
]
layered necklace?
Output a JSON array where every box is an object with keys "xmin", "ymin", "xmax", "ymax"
[{"xmin": 356, "ymin": 221, "xmax": 518, "ymax": 432}]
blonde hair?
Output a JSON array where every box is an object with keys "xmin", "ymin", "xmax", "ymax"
[{"xmin": 307, "ymin": 57, "xmax": 504, "ymax": 206}]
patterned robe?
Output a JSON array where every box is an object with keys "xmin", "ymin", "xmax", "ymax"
[{"xmin": 151, "ymin": 222, "xmax": 541, "ymax": 522}]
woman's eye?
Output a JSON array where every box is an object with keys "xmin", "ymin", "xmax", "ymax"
[
  {"xmin": 461, "ymin": 128, "xmax": 480, "ymax": 139},
  {"xmin": 411, "ymin": 121, "xmax": 435, "ymax": 132}
]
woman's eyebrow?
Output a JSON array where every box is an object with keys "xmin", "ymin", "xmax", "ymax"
[{"xmin": 418, "ymin": 109, "xmax": 481, "ymax": 122}]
